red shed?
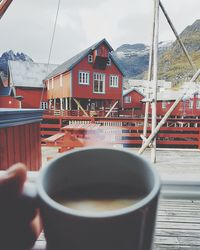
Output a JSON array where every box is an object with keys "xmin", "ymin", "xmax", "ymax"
[
  {"xmin": 8, "ymin": 61, "xmax": 58, "ymax": 109},
  {"xmin": 44, "ymin": 38, "xmax": 125, "ymax": 114},
  {"xmin": 123, "ymin": 87, "xmax": 145, "ymax": 116}
]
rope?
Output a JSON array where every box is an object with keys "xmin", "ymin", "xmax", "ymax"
[{"xmin": 40, "ymin": 0, "xmax": 61, "ymax": 107}]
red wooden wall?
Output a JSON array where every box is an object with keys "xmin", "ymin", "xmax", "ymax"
[
  {"xmin": 0, "ymin": 96, "xmax": 20, "ymax": 108},
  {"xmin": 72, "ymin": 56, "xmax": 123, "ymax": 101},
  {"xmin": 0, "ymin": 123, "xmax": 41, "ymax": 170},
  {"xmin": 16, "ymin": 88, "xmax": 47, "ymax": 108},
  {"xmin": 0, "ymin": 109, "xmax": 43, "ymax": 171},
  {"xmin": 123, "ymin": 90, "xmax": 144, "ymax": 111}
]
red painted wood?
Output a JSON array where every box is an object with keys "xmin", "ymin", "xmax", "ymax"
[
  {"xmin": 0, "ymin": 96, "xmax": 20, "ymax": 108},
  {"xmin": 0, "ymin": 123, "xmax": 41, "ymax": 170},
  {"xmin": 16, "ymin": 88, "xmax": 47, "ymax": 108}
]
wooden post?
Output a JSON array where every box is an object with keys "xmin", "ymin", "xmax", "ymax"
[
  {"xmin": 151, "ymin": 0, "xmax": 160, "ymax": 163},
  {"xmin": 159, "ymin": 1, "xmax": 197, "ymax": 72},
  {"xmin": 73, "ymin": 98, "xmax": 89, "ymax": 117},
  {"xmin": 105, "ymin": 101, "xmax": 119, "ymax": 118},
  {"xmin": 139, "ymin": 68, "xmax": 200, "ymax": 155},
  {"xmin": 143, "ymin": 0, "xmax": 155, "ymax": 141},
  {"xmin": 65, "ymin": 98, "xmax": 68, "ymax": 110}
]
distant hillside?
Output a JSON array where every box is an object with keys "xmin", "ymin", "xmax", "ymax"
[
  {"xmin": 113, "ymin": 19, "xmax": 200, "ymax": 83},
  {"xmin": 158, "ymin": 19, "xmax": 200, "ymax": 83},
  {"xmin": 0, "ymin": 50, "xmax": 33, "ymax": 77}
]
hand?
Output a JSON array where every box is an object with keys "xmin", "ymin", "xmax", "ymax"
[{"xmin": 0, "ymin": 163, "xmax": 42, "ymax": 250}]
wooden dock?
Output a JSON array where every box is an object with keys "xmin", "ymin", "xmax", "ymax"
[{"xmin": 32, "ymin": 198, "xmax": 200, "ymax": 250}]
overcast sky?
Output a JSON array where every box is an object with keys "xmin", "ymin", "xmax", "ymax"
[{"xmin": 0, "ymin": 0, "xmax": 199, "ymax": 64}]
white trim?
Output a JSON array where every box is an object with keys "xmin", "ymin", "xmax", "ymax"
[
  {"xmin": 47, "ymin": 79, "xmax": 50, "ymax": 90},
  {"xmin": 51, "ymin": 78, "xmax": 54, "ymax": 89},
  {"xmin": 60, "ymin": 74, "xmax": 63, "ymax": 87},
  {"xmin": 196, "ymin": 100, "xmax": 200, "ymax": 109}
]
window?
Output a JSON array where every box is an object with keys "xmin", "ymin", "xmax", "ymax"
[
  {"xmin": 196, "ymin": 100, "xmax": 200, "ymax": 109},
  {"xmin": 110, "ymin": 75, "xmax": 119, "ymax": 87},
  {"xmin": 124, "ymin": 96, "xmax": 131, "ymax": 103},
  {"xmin": 79, "ymin": 72, "xmax": 90, "ymax": 85},
  {"xmin": 162, "ymin": 101, "xmax": 166, "ymax": 109},
  {"xmin": 88, "ymin": 55, "xmax": 93, "ymax": 63},
  {"xmin": 40, "ymin": 102, "xmax": 48, "ymax": 109},
  {"xmin": 107, "ymin": 57, "xmax": 111, "ymax": 66},
  {"xmin": 93, "ymin": 73, "xmax": 105, "ymax": 93},
  {"xmin": 189, "ymin": 100, "xmax": 193, "ymax": 109}
]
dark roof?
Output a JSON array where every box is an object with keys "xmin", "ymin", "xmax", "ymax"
[
  {"xmin": 45, "ymin": 38, "xmax": 125, "ymax": 79},
  {"xmin": 0, "ymin": 87, "xmax": 13, "ymax": 96},
  {"xmin": 0, "ymin": 108, "xmax": 43, "ymax": 128}
]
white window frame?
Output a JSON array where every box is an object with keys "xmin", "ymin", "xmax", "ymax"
[
  {"xmin": 79, "ymin": 71, "xmax": 90, "ymax": 85},
  {"xmin": 189, "ymin": 100, "xmax": 193, "ymax": 109},
  {"xmin": 93, "ymin": 73, "xmax": 105, "ymax": 94},
  {"xmin": 110, "ymin": 75, "xmax": 119, "ymax": 88},
  {"xmin": 88, "ymin": 55, "xmax": 93, "ymax": 63},
  {"xmin": 196, "ymin": 100, "xmax": 200, "ymax": 109},
  {"xmin": 162, "ymin": 101, "xmax": 167, "ymax": 109},
  {"xmin": 124, "ymin": 96, "xmax": 131, "ymax": 103}
]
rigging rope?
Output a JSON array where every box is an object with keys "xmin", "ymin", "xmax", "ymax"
[{"xmin": 40, "ymin": 0, "xmax": 61, "ymax": 107}]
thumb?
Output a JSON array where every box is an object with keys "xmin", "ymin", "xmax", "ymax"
[{"xmin": 0, "ymin": 163, "xmax": 27, "ymax": 198}]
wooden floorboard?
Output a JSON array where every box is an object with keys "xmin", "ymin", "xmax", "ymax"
[{"xmin": 32, "ymin": 198, "xmax": 200, "ymax": 250}]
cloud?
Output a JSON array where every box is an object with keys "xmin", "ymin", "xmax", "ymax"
[{"xmin": 0, "ymin": 0, "xmax": 200, "ymax": 64}]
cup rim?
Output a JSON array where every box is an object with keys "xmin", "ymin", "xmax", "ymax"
[{"xmin": 37, "ymin": 147, "xmax": 161, "ymax": 218}]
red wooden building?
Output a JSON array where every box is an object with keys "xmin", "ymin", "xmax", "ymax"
[
  {"xmin": 7, "ymin": 61, "xmax": 58, "ymax": 109},
  {"xmin": 44, "ymin": 38, "xmax": 125, "ymax": 114},
  {"xmin": 142, "ymin": 91, "xmax": 200, "ymax": 117},
  {"xmin": 123, "ymin": 87, "xmax": 145, "ymax": 116}
]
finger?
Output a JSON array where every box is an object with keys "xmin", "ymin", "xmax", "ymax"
[{"xmin": 0, "ymin": 163, "xmax": 27, "ymax": 198}]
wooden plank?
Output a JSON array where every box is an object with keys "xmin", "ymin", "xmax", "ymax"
[
  {"xmin": 156, "ymin": 221, "xmax": 200, "ymax": 230},
  {"xmin": 155, "ymin": 228, "xmax": 200, "ymax": 237},
  {"xmin": 25, "ymin": 124, "xmax": 31, "ymax": 169},
  {"xmin": 0, "ymin": 129, "xmax": 8, "ymax": 169}
]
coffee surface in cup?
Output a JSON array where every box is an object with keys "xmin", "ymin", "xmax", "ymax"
[{"xmin": 53, "ymin": 184, "xmax": 146, "ymax": 213}]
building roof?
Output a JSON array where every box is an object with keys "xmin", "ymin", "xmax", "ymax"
[
  {"xmin": 123, "ymin": 87, "xmax": 145, "ymax": 97},
  {"xmin": 0, "ymin": 87, "xmax": 14, "ymax": 96},
  {"xmin": 45, "ymin": 38, "xmax": 125, "ymax": 79},
  {"xmin": 8, "ymin": 61, "xmax": 58, "ymax": 88}
]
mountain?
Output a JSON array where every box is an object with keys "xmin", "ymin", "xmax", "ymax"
[
  {"xmin": 158, "ymin": 19, "xmax": 200, "ymax": 83},
  {"xmin": 0, "ymin": 50, "xmax": 33, "ymax": 77},
  {"xmin": 112, "ymin": 41, "xmax": 172, "ymax": 79},
  {"xmin": 113, "ymin": 19, "xmax": 200, "ymax": 83}
]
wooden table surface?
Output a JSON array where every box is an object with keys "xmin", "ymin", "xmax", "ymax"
[{"xmin": 32, "ymin": 198, "xmax": 200, "ymax": 250}]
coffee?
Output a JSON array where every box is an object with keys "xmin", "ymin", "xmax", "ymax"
[{"xmin": 53, "ymin": 184, "xmax": 146, "ymax": 213}]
